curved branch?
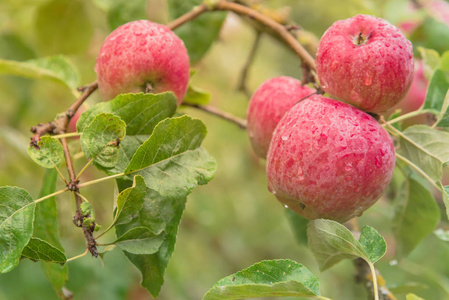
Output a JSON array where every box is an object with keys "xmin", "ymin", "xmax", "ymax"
[{"xmin": 212, "ymin": 1, "xmax": 316, "ymax": 71}]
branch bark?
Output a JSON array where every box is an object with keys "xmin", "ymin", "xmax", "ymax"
[{"xmin": 182, "ymin": 102, "xmax": 247, "ymax": 129}]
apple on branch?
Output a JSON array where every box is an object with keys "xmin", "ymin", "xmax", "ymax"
[
  {"xmin": 266, "ymin": 95, "xmax": 396, "ymax": 223},
  {"xmin": 246, "ymin": 76, "xmax": 315, "ymax": 158},
  {"xmin": 95, "ymin": 20, "xmax": 190, "ymax": 105},
  {"xmin": 315, "ymin": 14, "xmax": 414, "ymax": 114}
]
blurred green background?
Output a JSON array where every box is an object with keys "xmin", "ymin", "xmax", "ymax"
[{"xmin": 0, "ymin": 0, "xmax": 449, "ymax": 299}]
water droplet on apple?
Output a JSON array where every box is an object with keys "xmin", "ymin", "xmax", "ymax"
[
  {"xmin": 364, "ymin": 75, "xmax": 373, "ymax": 86},
  {"xmin": 135, "ymin": 30, "xmax": 143, "ymax": 36},
  {"xmin": 385, "ymin": 42, "xmax": 390, "ymax": 47},
  {"xmin": 345, "ymin": 164, "xmax": 353, "ymax": 172},
  {"xmin": 268, "ymin": 184, "xmax": 276, "ymax": 195},
  {"xmin": 282, "ymin": 135, "xmax": 289, "ymax": 141},
  {"xmin": 284, "ymin": 205, "xmax": 289, "ymax": 209},
  {"xmin": 354, "ymin": 207, "xmax": 364, "ymax": 217}
]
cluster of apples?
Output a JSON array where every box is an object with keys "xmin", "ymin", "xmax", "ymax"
[
  {"xmin": 248, "ymin": 15, "xmax": 414, "ymax": 222},
  {"xmin": 92, "ymin": 15, "xmax": 414, "ymax": 223}
]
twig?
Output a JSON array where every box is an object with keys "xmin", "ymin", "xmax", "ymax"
[
  {"xmin": 167, "ymin": 4, "xmax": 210, "ymax": 30},
  {"xmin": 237, "ymin": 30, "xmax": 262, "ymax": 98},
  {"xmin": 61, "ymin": 137, "xmax": 98, "ymax": 257},
  {"xmin": 212, "ymin": 1, "xmax": 316, "ymax": 71},
  {"xmin": 166, "ymin": 1, "xmax": 318, "ymax": 86},
  {"xmin": 29, "ymin": 81, "xmax": 98, "ymax": 143},
  {"xmin": 181, "ymin": 102, "xmax": 247, "ymax": 129}
]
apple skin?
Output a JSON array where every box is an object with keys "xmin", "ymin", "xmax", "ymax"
[
  {"xmin": 266, "ymin": 95, "xmax": 396, "ymax": 222},
  {"xmin": 315, "ymin": 14, "xmax": 414, "ymax": 114},
  {"xmin": 387, "ymin": 60, "xmax": 429, "ymax": 126},
  {"xmin": 68, "ymin": 107, "xmax": 86, "ymax": 134},
  {"xmin": 95, "ymin": 20, "xmax": 190, "ymax": 105},
  {"xmin": 247, "ymin": 76, "xmax": 315, "ymax": 158}
]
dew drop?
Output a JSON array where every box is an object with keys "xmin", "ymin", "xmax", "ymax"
[
  {"xmin": 345, "ymin": 164, "xmax": 353, "ymax": 172},
  {"xmin": 282, "ymin": 135, "xmax": 289, "ymax": 141},
  {"xmin": 354, "ymin": 207, "xmax": 364, "ymax": 217},
  {"xmin": 284, "ymin": 205, "xmax": 289, "ymax": 209},
  {"xmin": 135, "ymin": 30, "xmax": 143, "ymax": 36},
  {"xmin": 385, "ymin": 42, "xmax": 390, "ymax": 47},
  {"xmin": 364, "ymin": 75, "xmax": 373, "ymax": 86}
]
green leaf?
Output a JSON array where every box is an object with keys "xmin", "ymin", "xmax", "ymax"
[
  {"xmin": 77, "ymin": 93, "xmax": 178, "ymax": 175},
  {"xmin": 21, "ymin": 237, "xmax": 66, "ymax": 264},
  {"xmin": 0, "ymin": 187, "xmax": 35, "ymax": 273},
  {"xmin": 42, "ymin": 263, "xmax": 69, "ymax": 299},
  {"xmin": 389, "ymin": 282, "xmax": 428, "ymax": 295},
  {"xmin": 418, "ymin": 47, "xmax": 441, "ymax": 80},
  {"xmin": 115, "ymin": 185, "xmax": 187, "ymax": 297},
  {"xmin": 0, "ymin": 55, "xmax": 79, "ymax": 91},
  {"xmin": 0, "ymin": 33, "xmax": 35, "ymax": 61},
  {"xmin": 34, "ymin": 169, "xmax": 64, "ymax": 249},
  {"xmin": 80, "ymin": 113, "xmax": 126, "ymax": 168},
  {"xmin": 107, "ymin": 0, "xmax": 147, "ymax": 30},
  {"xmin": 168, "ymin": 0, "xmax": 226, "ymax": 64},
  {"xmin": 35, "ymin": 0, "xmax": 93, "ymax": 55},
  {"xmin": 399, "ymin": 125, "xmax": 449, "ymax": 181},
  {"xmin": 34, "ymin": 169, "xmax": 68, "ymax": 298},
  {"xmin": 27, "ymin": 136, "xmax": 64, "ymax": 168},
  {"xmin": 435, "ymin": 90, "xmax": 449, "ymax": 127},
  {"xmin": 113, "ymin": 175, "xmax": 146, "ymax": 227},
  {"xmin": 286, "ymin": 209, "xmax": 309, "ymax": 246},
  {"xmin": 394, "ymin": 176, "xmax": 440, "ymax": 258},
  {"xmin": 441, "ymin": 185, "xmax": 449, "ymax": 220},
  {"xmin": 358, "ymin": 225, "xmax": 386, "ymax": 263},
  {"xmin": 441, "ymin": 51, "xmax": 449, "ymax": 73},
  {"xmin": 406, "ymin": 293, "xmax": 426, "ymax": 300},
  {"xmin": 113, "ymin": 227, "xmax": 164, "ymax": 255},
  {"xmin": 203, "ymin": 259, "xmax": 320, "ymax": 300},
  {"xmin": 77, "ymin": 92, "xmax": 177, "ymax": 135},
  {"xmin": 423, "ymin": 69, "xmax": 449, "ymax": 114},
  {"xmin": 183, "ymin": 84, "xmax": 211, "ymax": 105},
  {"xmin": 124, "ymin": 116, "xmax": 216, "ymax": 198},
  {"xmin": 307, "ymin": 219, "xmax": 368, "ymax": 271}
]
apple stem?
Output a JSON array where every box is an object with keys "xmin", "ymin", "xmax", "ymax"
[
  {"xmin": 356, "ymin": 32, "xmax": 366, "ymax": 46},
  {"xmin": 145, "ymin": 82, "xmax": 154, "ymax": 93}
]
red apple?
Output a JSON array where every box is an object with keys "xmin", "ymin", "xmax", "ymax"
[
  {"xmin": 95, "ymin": 20, "xmax": 190, "ymax": 105},
  {"xmin": 315, "ymin": 14, "xmax": 414, "ymax": 113},
  {"xmin": 387, "ymin": 60, "xmax": 429, "ymax": 126},
  {"xmin": 246, "ymin": 76, "xmax": 315, "ymax": 158},
  {"xmin": 266, "ymin": 95, "xmax": 396, "ymax": 222},
  {"xmin": 426, "ymin": 0, "xmax": 449, "ymax": 26},
  {"xmin": 68, "ymin": 107, "xmax": 86, "ymax": 134}
]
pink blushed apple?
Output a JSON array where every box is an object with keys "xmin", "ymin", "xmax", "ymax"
[
  {"xmin": 247, "ymin": 76, "xmax": 315, "ymax": 158},
  {"xmin": 68, "ymin": 107, "xmax": 86, "ymax": 135},
  {"xmin": 95, "ymin": 20, "xmax": 190, "ymax": 105},
  {"xmin": 316, "ymin": 14, "xmax": 414, "ymax": 113},
  {"xmin": 266, "ymin": 95, "xmax": 396, "ymax": 222},
  {"xmin": 387, "ymin": 60, "xmax": 429, "ymax": 126}
]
